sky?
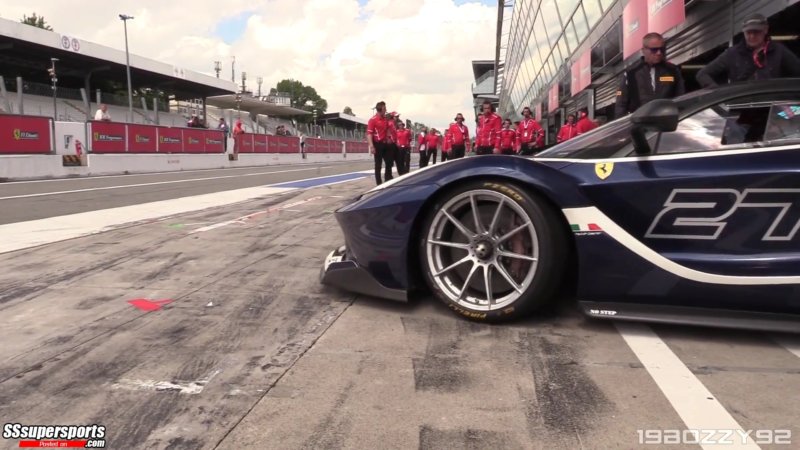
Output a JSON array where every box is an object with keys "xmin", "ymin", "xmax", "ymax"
[{"xmin": 4, "ymin": 0, "xmax": 497, "ymax": 134}]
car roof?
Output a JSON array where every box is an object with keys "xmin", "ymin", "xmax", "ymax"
[{"xmin": 674, "ymin": 78, "xmax": 800, "ymax": 110}]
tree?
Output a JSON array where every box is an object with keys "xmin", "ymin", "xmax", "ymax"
[
  {"xmin": 343, "ymin": 106, "xmax": 354, "ymax": 116},
  {"xmin": 276, "ymin": 79, "xmax": 328, "ymax": 123},
  {"xmin": 21, "ymin": 13, "xmax": 53, "ymax": 31}
]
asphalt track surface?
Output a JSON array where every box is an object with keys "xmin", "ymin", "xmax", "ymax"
[{"xmin": 0, "ymin": 167, "xmax": 798, "ymax": 449}]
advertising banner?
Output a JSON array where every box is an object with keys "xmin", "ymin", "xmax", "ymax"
[
  {"xmin": 204, "ymin": 130, "xmax": 225, "ymax": 153},
  {"xmin": 571, "ymin": 58, "xmax": 582, "ymax": 96},
  {"xmin": 648, "ymin": 0, "xmax": 686, "ymax": 35},
  {"xmin": 623, "ymin": 0, "xmax": 649, "ymax": 59},
  {"xmin": 548, "ymin": 84, "xmax": 559, "ymax": 113},
  {"xmin": 236, "ymin": 134, "xmax": 254, "ymax": 153},
  {"xmin": 126, "ymin": 124, "xmax": 157, "ymax": 153},
  {"xmin": 158, "ymin": 127, "xmax": 183, "ymax": 153},
  {"xmin": 253, "ymin": 134, "xmax": 268, "ymax": 153},
  {"xmin": 91, "ymin": 121, "xmax": 126, "ymax": 153},
  {"xmin": 183, "ymin": 128, "xmax": 205, "ymax": 153},
  {"xmin": 0, "ymin": 115, "xmax": 51, "ymax": 154},
  {"xmin": 580, "ymin": 51, "xmax": 592, "ymax": 92}
]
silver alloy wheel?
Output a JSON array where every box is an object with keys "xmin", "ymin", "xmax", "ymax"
[{"xmin": 425, "ymin": 189, "xmax": 540, "ymax": 311}]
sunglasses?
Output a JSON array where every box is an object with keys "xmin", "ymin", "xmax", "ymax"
[{"xmin": 644, "ymin": 46, "xmax": 666, "ymax": 54}]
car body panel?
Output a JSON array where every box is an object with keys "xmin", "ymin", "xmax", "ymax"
[{"xmin": 321, "ymin": 79, "xmax": 800, "ymax": 331}]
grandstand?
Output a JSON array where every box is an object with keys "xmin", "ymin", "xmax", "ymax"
[{"xmin": 0, "ymin": 16, "xmax": 358, "ymax": 140}]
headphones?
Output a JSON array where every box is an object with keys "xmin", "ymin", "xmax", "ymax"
[{"xmin": 753, "ymin": 40, "xmax": 769, "ymax": 68}]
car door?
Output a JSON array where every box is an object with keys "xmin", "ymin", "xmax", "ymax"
[{"xmin": 576, "ymin": 91, "xmax": 800, "ymax": 314}]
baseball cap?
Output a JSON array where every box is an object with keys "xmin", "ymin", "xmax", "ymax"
[{"xmin": 742, "ymin": 13, "xmax": 768, "ymax": 32}]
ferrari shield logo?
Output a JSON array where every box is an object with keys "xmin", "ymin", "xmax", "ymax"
[{"xmin": 595, "ymin": 162, "xmax": 614, "ymax": 180}]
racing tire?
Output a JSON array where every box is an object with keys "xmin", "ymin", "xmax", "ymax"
[{"xmin": 419, "ymin": 179, "xmax": 569, "ymax": 322}]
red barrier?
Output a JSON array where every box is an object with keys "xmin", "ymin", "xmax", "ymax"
[
  {"xmin": 236, "ymin": 134, "xmax": 254, "ymax": 153},
  {"xmin": 204, "ymin": 130, "xmax": 225, "ymax": 153},
  {"xmin": 345, "ymin": 141, "xmax": 368, "ymax": 153},
  {"xmin": 253, "ymin": 134, "xmax": 268, "ymax": 153},
  {"xmin": 304, "ymin": 137, "xmax": 328, "ymax": 154},
  {"xmin": 158, "ymin": 127, "xmax": 183, "ymax": 153},
  {"xmin": 183, "ymin": 128, "xmax": 205, "ymax": 154},
  {"xmin": 266, "ymin": 135, "xmax": 299, "ymax": 154},
  {"xmin": 127, "ymin": 124, "xmax": 158, "ymax": 153},
  {"xmin": 0, "ymin": 114, "xmax": 52, "ymax": 154},
  {"xmin": 91, "ymin": 121, "xmax": 126, "ymax": 153}
]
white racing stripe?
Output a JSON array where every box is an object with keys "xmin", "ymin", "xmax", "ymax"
[
  {"xmin": 616, "ymin": 322, "xmax": 761, "ymax": 450},
  {"xmin": 0, "ymin": 167, "xmax": 330, "ymax": 200},
  {"xmin": 563, "ymin": 206, "xmax": 800, "ymax": 284}
]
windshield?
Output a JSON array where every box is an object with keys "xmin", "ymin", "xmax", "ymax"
[{"xmin": 536, "ymin": 117, "xmax": 635, "ymax": 159}]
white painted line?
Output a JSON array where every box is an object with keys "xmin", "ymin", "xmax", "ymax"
[
  {"xmin": 0, "ymin": 161, "xmax": 356, "ymax": 184},
  {"xmin": 0, "ymin": 186, "xmax": 295, "ymax": 254},
  {"xmin": 616, "ymin": 322, "xmax": 761, "ymax": 450},
  {"xmin": 111, "ymin": 369, "xmax": 221, "ymax": 395},
  {"xmin": 0, "ymin": 167, "xmax": 330, "ymax": 200},
  {"xmin": 773, "ymin": 334, "xmax": 800, "ymax": 359},
  {"xmin": 188, "ymin": 196, "xmax": 323, "ymax": 235}
]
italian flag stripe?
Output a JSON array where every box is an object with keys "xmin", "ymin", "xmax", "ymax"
[{"xmin": 570, "ymin": 223, "xmax": 602, "ymax": 231}]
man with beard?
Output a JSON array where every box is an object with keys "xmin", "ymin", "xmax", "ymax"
[
  {"xmin": 516, "ymin": 106, "xmax": 543, "ymax": 155},
  {"xmin": 475, "ymin": 100, "xmax": 501, "ymax": 155},
  {"xmin": 367, "ymin": 101, "xmax": 394, "ymax": 185},
  {"xmin": 447, "ymin": 113, "xmax": 470, "ymax": 159}
]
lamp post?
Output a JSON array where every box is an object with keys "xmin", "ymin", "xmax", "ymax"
[
  {"xmin": 48, "ymin": 58, "xmax": 58, "ymax": 120},
  {"xmin": 214, "ymin": 61, "xmax": 221, "ymax": 78},
  {"xmin": 241, "ymin": 71, "xmax": 247, "ymax": 93},
  {"xmin": 119, "ymin": 14, "xmax": 134, "ymax": 123},
  {"xmin": 257, "ymin": 76, "xmax": 263, "ymax": 98}
]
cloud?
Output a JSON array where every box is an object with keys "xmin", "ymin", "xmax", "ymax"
[{"xmin": 3, "ymin": 0, "xmax": 496, "ymax": 133}]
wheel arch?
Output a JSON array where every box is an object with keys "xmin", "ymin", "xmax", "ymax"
[{"xmin": 405, "ymin": 173, "xmax": 580, "ymax": 300}]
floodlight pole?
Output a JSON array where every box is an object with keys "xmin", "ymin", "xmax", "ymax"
[{"xmin": 119, "ymin": 14, "xmax": 134, "ymax": 122}]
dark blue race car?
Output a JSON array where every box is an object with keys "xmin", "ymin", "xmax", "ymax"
[{"xmin": 321, "ymin": 79, "xmax": 800, "ymax": 333}]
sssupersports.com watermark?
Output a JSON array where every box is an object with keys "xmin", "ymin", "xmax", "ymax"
[
  {"xmin": 3, "ymin": 424, "xmax": 106, "ymax": 448},
  {"xmin": 638, "ymin": 429, "xmax": 792, "ymax": 445}
]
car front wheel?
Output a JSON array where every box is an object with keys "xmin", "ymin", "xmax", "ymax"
[{"xmin": 419, "ymin": 180, "xmax": 568, "ymax": 322}]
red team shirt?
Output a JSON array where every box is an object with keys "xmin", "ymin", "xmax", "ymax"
[
  {"xmin": 447, "ymin": 122, "xmax": 470, "ymax": 146},
  {"xmin": 425, "ymin": 132, "xmax": 440, "ymax": 149},
  {"xmin": 476, "ymin": 112, "xmax": 502, "ymax": 148},
  {"xmin": 516, "ymin": 118, "xmax": 543, "ymax": 147},
  {"xmin": 496, "ymin": 128, "xmax": 517, "ymax": 150},
  {"xmin": 387, "ymin": 120, "xmax": 397, "ymax": 144},
  {"xmin": 443, "ymin": 131, "xmax": 452, "ymax": 152},
  {"xmin": 396, "ymin": 128, "xmax": 412, "ymax": 147},
  {"xmin": 557, "ymin": 123, "xmax": 578, "ymax": 142},
  {"xmin": 367, "ymin": 113, "xmax": 389, "ymax": 143}
]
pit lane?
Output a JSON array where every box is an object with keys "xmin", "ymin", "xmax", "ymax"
[{"xmin": 0, "ymin": 174, "xmax": 798, "ymax": 450}]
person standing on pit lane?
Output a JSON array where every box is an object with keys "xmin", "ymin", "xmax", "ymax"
[
  {"xmin": 417, "ymin": 126, "xmax": 429, "ymax": 168},
  {"xmin": 697, "ymin": 13, "xmax": 800, "ymax": 87},
  {"xmin": 447, "ymin": 113, "xmax": 470, "ymax": 159},
  {"xmin": 385, "ymin": 111, "xmax": 400, "ymax": 175},
  {"xmin": 367, "ymin": 101, "xmax": 394, "ymax": 185},
  {"xmin": 557, "ymin": 114, "xmax": 578, "ymax": 143},
  {"xmin": 615, "ymin": 32, "xmax": 685, "ymax": 117},
  {"xmin": 516, "ymin": 107, "xmax": 544, "ymax": 155},
  {"xmin": 475, "ymin": 100, "xmax": 502, "ymax": 155},
  {"xmin": 496, "ymin": 119, "xmax": 518, "ymax": 155},
  {"xmin": 425, "ymin": 128, "xmax": 440, "ymax": 165},
  {"xmin": 576, "ymin": 110, "xmax": 598, "ymax": 135},
  {"xmin": 395, "ymin": 121, "xmax": 412, "ymax": 175},
  {"xmin": 441, "ymin": 128, "xmax": 453, "ymax": 162}
]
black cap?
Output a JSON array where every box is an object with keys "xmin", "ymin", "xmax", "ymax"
[{"xmin": 742, "ymin": 13, "xmax": 768, "ymax": 32}]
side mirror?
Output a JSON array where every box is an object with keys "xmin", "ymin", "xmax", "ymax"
[{"xmin": 630, "ymin": 99, "xmax": 679, "ymax": 154}]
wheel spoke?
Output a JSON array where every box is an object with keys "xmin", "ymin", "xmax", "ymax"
[
  {"xmin": 497, "ymin": 250, "xmax": 537, "ymax": 262},
  {"xmin": 488, "ymin": 197, "xmax": 505, "ymax": 235},
  {"xmin": 458, "ymin": 262, "xmax": 480, "ymax": 299},
  {"xmin": 443, "ymin": 210, "xmax": 474, "ymax": 238},
  {"xmin": 470, "ymin": 194, "xmax": 484, "ymax": 234},
  {"xmin": 494, "ymin": 261, "xmax": 523, "ymax": 293},
  {"xmin": 497, "ymin": 221, "xmax": 531, "ymax": 243},
  {"xmin": 434, "ymin": 255, "xmax": 472, "ymax": 277},
  {"xmin": 483, "ymin": 264, "xmax": 493, "ymax": 305},
  {"xmin": 429, "ymin": 239, "xmax": 470, "ymax": 250}
]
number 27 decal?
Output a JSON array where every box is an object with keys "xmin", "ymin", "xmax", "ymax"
[{"xmin": 645, "ymin": 188, "xmax": 800, "ymax": 241}]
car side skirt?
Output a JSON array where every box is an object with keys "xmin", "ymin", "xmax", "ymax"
[{"xmin": 580, "ymin": 301, "xmax": 800, "ymax": 334}]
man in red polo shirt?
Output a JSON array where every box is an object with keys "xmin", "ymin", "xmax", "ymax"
[
  {"xmin": 557, "ymin": 113, "xmax": 578, "ymax": 143},
  {"xmin": 425, "ymin": 128, "xmax": 440, "ymax": 165},
  {"xmin": 395, "ymin": 121, "xmax": 412, "ymax": 175},
  {"xmin": 576, "ymin": 110, "xmax": 598, "ymax": 135},
  {"xmin": 476, "ymin": 100, "xmax": 501, "ymax": 155},
  {"xmin": 516, "ymin": 106, "xmax": 544, "ymax": 155},
  {"xmin": 441, "ymin": 128, "xmax": 452, "ymax": 162},
  {"xmin": 496, "ymin": 119, "xmax": 518, "ymax": 155},
  {"xmin": 447, "ymin": 113, "xmax": 470, "ymax": 159},
  {"xmin": 367, "ymin": 101, "xmax": 394, "ymax": 185}
]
